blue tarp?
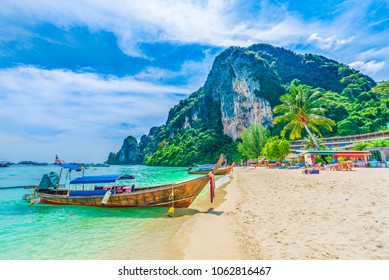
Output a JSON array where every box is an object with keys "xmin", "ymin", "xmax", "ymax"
[
  {"xmin": 58, "ymin": 163, "xmax": 85, "ymax": 171},
  {"xmin": 70, "ymin": 174, "xmax": 122, "ymax": 184},
  {"xmin": 38, "ymin": 172, "xmax": 59, "ymax": 190}
]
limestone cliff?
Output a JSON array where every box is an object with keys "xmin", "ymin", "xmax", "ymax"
[{"xmin": 201, "ymin": 48, "xmax": 281, "ymax": 139}]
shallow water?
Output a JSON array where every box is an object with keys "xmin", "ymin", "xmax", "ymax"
[{"xmin": 0, "ymin": 165, "xmax": 203, "ymax": 259}]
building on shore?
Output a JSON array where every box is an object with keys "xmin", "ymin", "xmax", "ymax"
[
  {"xmin": 290, "ymin": 130, "xmax": 389, "ymax": 165},
  {"xmin": 290, "ymin": 130, "xmax": 389, "ymax": 153}
]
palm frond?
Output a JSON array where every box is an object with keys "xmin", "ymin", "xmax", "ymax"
[{"xmin": 273, "ymin": 82, "xmax": 336, "ymax": 141}]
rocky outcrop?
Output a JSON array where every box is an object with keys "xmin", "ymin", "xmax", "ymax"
[
  {"xmin": 106, "ymin": 136, "xmax": 141, "ymax": 165},
  {"xmin": 201, "ymin": 49, "xmax": 281, "ymax": 139}
]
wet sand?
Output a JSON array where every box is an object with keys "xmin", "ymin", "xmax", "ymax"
[{"xmin": 176, "ymin": 167, "xmax": 389, "ymax": 260}]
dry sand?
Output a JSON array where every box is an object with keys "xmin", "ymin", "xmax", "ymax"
[{"xmin": 177, "ymin": 167, "xmax": 389, "ymax": 260}]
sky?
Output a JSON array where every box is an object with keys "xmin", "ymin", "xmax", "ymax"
[{"xmin": 0, "ymin": 0, "xmax": 388, "ymax": 163}]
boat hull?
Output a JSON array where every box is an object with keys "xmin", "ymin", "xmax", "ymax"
[{"xmin": 38, "ymin": 176, "xmax": 210, "ymax": 208}]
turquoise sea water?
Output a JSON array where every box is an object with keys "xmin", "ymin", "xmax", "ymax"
[{"xmin": 0, "ymin": 165, "xmax": 203, "ymax": 260}]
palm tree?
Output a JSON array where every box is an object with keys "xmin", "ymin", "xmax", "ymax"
[
  {"xmin": 352, "ymin": 141, "xmax": 369, "ymax": 151},
  {"xmin": 273, "ymin": 83, "xmax": 335, "ymax": 149},
  {"xmin": 352, "ymin": 139, "xmax": 389, "ymax": 151},
  {"xmin": 302, "ymin": 134, "xmax": 324, "ymax": 150},
  {"xmin": 366, "ymin": 138, "xmax": 389, "ymax": 148}
]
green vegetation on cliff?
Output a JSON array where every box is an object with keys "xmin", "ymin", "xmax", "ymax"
[
  {"xmin": 144, "ymin": 127, "xmax": 241, "ymax": 166},
  {"xmin": 323, "ymin": 80, "xmax": 389, "ymax": 136}
]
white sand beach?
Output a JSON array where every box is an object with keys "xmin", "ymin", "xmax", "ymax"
[{"xmin": 176, "ymin": 167, "xmax": 389, "ymax": 260}]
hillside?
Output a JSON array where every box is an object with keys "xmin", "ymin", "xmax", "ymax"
[{"xmin": 107, "ymin": 43, "xmax": 388, "ymax": 166}]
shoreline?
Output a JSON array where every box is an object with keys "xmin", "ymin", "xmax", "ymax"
[
  {"xmin": 173, "ymin": 167, "xmax": 389, "ymax": 260},
  {"xmin": 174, "ymin": 174, "xmax": 245, "ymax": 259}
]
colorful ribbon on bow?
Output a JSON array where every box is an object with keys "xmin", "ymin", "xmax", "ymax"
[{"xmin": 207, "ymin": 171, "xmax": 215, "ymax": 203}]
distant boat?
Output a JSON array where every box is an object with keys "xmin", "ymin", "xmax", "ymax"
[
  {"xmin": 94, "ymin": 163, "xmax": 110, "ymax": 167},
  {"xmin": 188, "ymin": 162, "xmax": 235, "ymax": 175},
  {"xmin": 0, "ymin": 161, "xmax": 10, "ymax": 167},
  {"xmin": 88, "ymin": 163, "xmax": 110, "ymax": 167},
  {"xmin": 18, "ymin": 161, "xmax": 48, "ymax": 166},
  {"xmin": 22, "ymin": 155, "xmax": 225, "ymax": 208}
]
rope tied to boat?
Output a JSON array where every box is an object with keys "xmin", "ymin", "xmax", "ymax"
[
  {"xmin": 207, "ymin": 171, "xmax": 215, "ymax": 203},
  {"xmin": 167, "ymin": 187, "xmax": 175, "ymax": 217},
  {"xmin": 168, "ymin": 188, "xmax": 175, "ymax": 201}
]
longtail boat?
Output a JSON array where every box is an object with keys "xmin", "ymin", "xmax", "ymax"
[
  {"xmin": 188, "ymin": 162, "xmax": 235, "ymax": 175},
  {"xmin": 22, "ymin": 155, "xmax": 225, "ymax": 208},
  {"xmin": 0, "ymin": 161, "xmax": 10, "ymax": 167}
]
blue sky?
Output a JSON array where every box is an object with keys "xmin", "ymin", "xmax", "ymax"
[{"xmin": 0, "ymin": 0, "xmax": 388, "ymax": 163}]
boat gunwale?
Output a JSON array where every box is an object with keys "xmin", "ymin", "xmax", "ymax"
[{"xmin": 188, "ymin": 166, "xmax": 232, "ymax": 175}]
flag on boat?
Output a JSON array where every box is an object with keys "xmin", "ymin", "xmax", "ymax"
[{"xmin": 55, "ymin": 154, "xmax": 63, "ymax": 164}]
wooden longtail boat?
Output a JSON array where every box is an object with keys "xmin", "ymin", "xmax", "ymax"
[
  {"xmin": 0, "ymin": 161, "xmax": 10, "ymax": 167},
  {"xmin": 188, "ymin": 162, "xmax": 235, "ymax": 175},
  {"xmin": 24, "ymin": 155, "xmax": 225, "ymax": 208}
]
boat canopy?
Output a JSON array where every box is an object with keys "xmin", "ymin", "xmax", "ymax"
[
  {"xmin": 197, "ymin": 164, "xmax": 215, "ymax": 169},
  {"xmin": 58, "ymin": 163, "xmax": 85, "ymax": 171},
  {"xmin": 70, "ymin": 174, "xmax": 135, "ymax": 184}
]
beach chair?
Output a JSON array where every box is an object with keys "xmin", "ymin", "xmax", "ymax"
[
  {"xmin": 345, "ymin": 161, "xmax": 353, "ymax": 171},
  {"xmin": 329, "ymin": 163, "xmax": 341, "ymax": 171}
]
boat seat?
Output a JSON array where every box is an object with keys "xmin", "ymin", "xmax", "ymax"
[{"xmin": 122, "ymin": 185, "xmax": 135, "ymax": 193}]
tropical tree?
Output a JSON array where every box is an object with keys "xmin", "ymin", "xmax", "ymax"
[
  {"xmin": 366, "ymin": 138, "xmax": 389, "ymax": 148},
  {"xmin": 302, "ymin": 134, "xmax": 324, "ymax": 150},
  {"xmin": 352, "ymin": 139, "xmax": 389, "ymax": 151},
  {"xmin": 261, "ymin": 136, "xmax": 291, "ymax": 161},
  {"xmin": 352, "ymin": 141, "xmax": 369, "ymax": 151},
  {"xmin": 374, "ymin": 81, "xmax": 389, "ymax": 103},
  {"xmin": 273, "ymin": 82, "xmax": 335, "ymax": 149},
  {"xmin": 237, "ymin": 123, "xmax": 269, "ymax": 161}
]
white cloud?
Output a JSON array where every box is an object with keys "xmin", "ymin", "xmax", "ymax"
[
  {"xmin": 356, "ymin": 47, "xmax": 389, "ymax": 61},
  {"xmin": 367, "ymin": 17, "xmax": 389, "ymax": 28},
  {"xmin": 0, "ymin": 0, "xmax": 325, "ymax": 55},
  {"xmin": 135, "ymin": 49, "xmax": 215, "ymax": 88},
  {"xmin": 353, "ymin": 47, "xmax": 389, "ymax": 80},
  {"xmin": 0, "ymin": 0, "xmax": 385, "ymax": 60},
  {"xmin": 0, "ymin": 67, "xmax": 192, "ymax": 162},
  {"xmin": 348, "ymin": 60, "xmax": 385, "ymax": 76},
  {"xmin": 307, "ymin": 33, "xmax": 355, "ymax": 50},
  {"xmin": 1, "ymin": 0, "xmax": 383, "ymax": 70}
]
